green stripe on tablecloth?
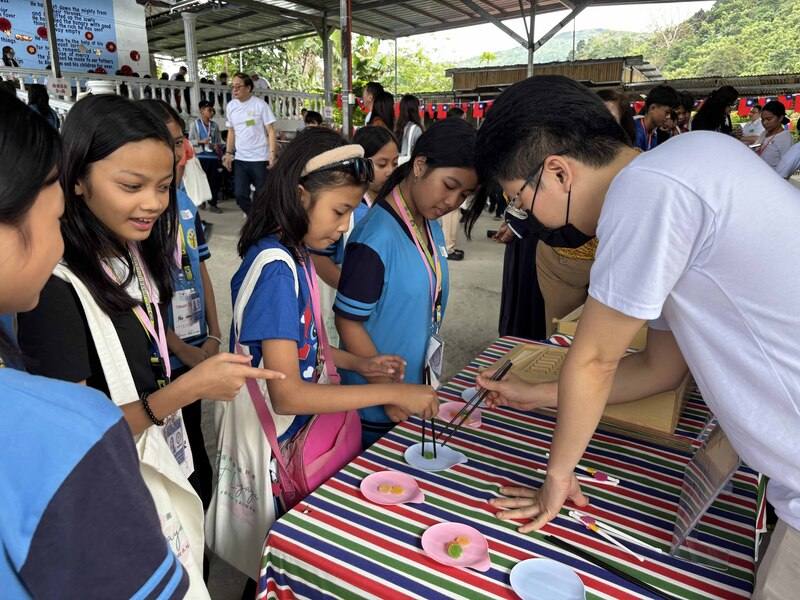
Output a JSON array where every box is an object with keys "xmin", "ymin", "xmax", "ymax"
[
  {"xmin": 264, "ymin": 550, "xmax": 362, "ymax": 600},
  {"xmin": 280, "ymin": 507, "xmax": 505, "ymax": 598}
]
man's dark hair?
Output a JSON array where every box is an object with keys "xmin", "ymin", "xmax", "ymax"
[
  {"xmin": 232, "ymin": 72, "xmax": 254, "ymax": 91},
  {"xmin": 473, "ymin": 75, "xmax": 630, "ymax": 186},
  {"xmin": 446, "ymin": 106, "xmax": 465, "ymax": 119},
  {"xmin": 198, "ymin": 99, "xmax": 213, "ymax": 110},
  {"xmin": 304, "ymin": 110, "xmax": 323, "ymax": 126},
  {"xmin": 365, "ymin": 81, "xmax": 384, "ymax": 97},
  {"xmin": 677, "ymin": 91, "xmax": 694, "ymax": 113},
  {"xmin": 644, "ymin": 85, "xmax": 680, "ymax": 110}
]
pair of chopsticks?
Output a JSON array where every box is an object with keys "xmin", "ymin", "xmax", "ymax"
[
  {"xmin": 420, "ymin": 418, "xmax": 438, "ymax": 458},
  {"xmin": 440, "ymin": 360, "xmax": 513, "ymax": 447},
  {"xmin": 420, "ymin": 368, "xmax": 438, "ymax": 458},
  {"xmin": 568, "ymin": 510, "xmax": 664, "ymax": 561},
  {"xmin": 539, "ymin": 531, "xmax": 675, "ymax": 600}
]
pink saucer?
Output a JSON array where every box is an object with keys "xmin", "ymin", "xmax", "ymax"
[
  {"xmin": 437, "ymin": 401, "xmax": 482, "ymax": 428},
  {"xmin": 360, "ymin": 471, "xmax": 425, "ymax": 505},
  {"xmin": 421, "ymin": 522, "xmax": 491, "ymax": 572}
]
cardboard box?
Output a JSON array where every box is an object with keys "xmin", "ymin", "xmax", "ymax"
[
  {"xmin": 555, "ymin": 304, "xmax": 649, "ymax": 351},
  {"xmin": 494, "ymin": 343, "xmax": 693, "ymax": 451}
]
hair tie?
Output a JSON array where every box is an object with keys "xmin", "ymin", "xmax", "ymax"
[{"xmin": 302, "ymin": 144, "xmax": 364, "ymax": 176}]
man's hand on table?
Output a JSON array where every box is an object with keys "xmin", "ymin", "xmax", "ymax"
[
  {"xmin": 490, "ymin": 474, "xmax": 589, "ymax": 533},
  {"xmin": 476, "ymin": 370, "xmax": 557, "ymax": 411}
]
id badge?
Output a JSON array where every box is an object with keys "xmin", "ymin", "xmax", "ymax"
[
  {"xmin": 162, "ymin": 412, "xmax": 195, "ymax": 478},
  {"xmin": 425, "ymin": 333, "xmax": 445, "ymax": 389},
  {"xmin": 245, "ymin": 118, "xmax": 256, "ymax": 127},
  {"xmin": 172, "ymin": 288, "xmax": 202, "ymax": 340}
]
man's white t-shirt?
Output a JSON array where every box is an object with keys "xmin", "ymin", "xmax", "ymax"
[
  {"xmin": 225, "ymin": 96, "xmax": 276, "ymax": 163},
  {"xmin": 253, "ymin": 78, "xmax": 269, "ymax": 92},
  {"xmin": 589, "ymin": 131, "xmax": 800, "ymax": 530}
]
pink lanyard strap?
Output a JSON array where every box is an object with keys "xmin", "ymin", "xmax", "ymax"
[
  {"xmin": 301, "ymin": 255, "xmax": 339, "ymax": 383},
  {"xmin": 103, "ymin": 245, "xmax": 171, "ymax": 380},
  {"xmin": 391, "ymin": 186, "xmax": 443, "ymax": 332},
  {"xmin": 757, "ymin": 133, "xmax": 778, "ymax": 156}
]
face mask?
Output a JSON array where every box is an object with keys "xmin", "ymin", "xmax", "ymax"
[{"xmin": 528, "ymin": 187, "xmax": 593, "ymax": 248}]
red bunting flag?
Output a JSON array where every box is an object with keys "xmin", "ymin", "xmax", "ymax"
[
  {"xmin": 437, "ymin": 104, "xmax": 448, "ymax": 120},
  {"xmin": 394, "ymin": 102, "xmax": 400, "ymax": 118},
  {"xmin": 473, "ymin": 102, "xmax": 485, "ymax": 119},
  {"xmin": 779, "ymin": 95, "xmax": 793, "ymax": 110},
  {"xmin": 795, "ymin": 96, "xmax": 800, "ymax": 112},
  {"xmin": 419, "ymin": 103, "xmax": 426, "ymax": 119},
  {"xmin": 486, "ymin": 100, "xmax": 494, "ymax": 113},
  {"xmin": 427, "ymin": 103, "xmax": 435, "ymax": 119},
  {"xmin": 461, "ymin": 102, "xmax": 469, "ymax": 113},
  {"xmin": 758, "ymin": 97, "xmax": 766, "ymax": 106},
  {"xmin": 633, "ymin": 100, "xmax": 645, "ymax": 114},
  {"xmin": 336, "ymin": 94, "xmax": 342, "ymax": 108},
  {"xmin": 737, "ymin": 98, "xmax": 749, "ymax": 118}
]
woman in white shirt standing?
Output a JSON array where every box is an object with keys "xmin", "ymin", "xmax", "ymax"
[
  {"xmin": 395, "ymin": 94, "xmax": 424, "ymax": 165},
  {"xmin": 755, "ymin": 100, "xmax": 793, "ymax": 169}
]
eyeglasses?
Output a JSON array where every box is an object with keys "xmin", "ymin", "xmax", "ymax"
[
  {"xmin": 231, "ymin": 84, "xmax": 245, "ymax": 90},
  {"xmin": 302, "ymin": 157, "xmax": 374, "ymax": 184},
  {"xmin": 508, "ymin": 150, "xmax": 568, "ymax": 207}
]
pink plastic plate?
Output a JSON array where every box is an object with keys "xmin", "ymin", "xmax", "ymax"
[
  {"xmin": 438, "ymin": 401, "xmax": 482, "ymax": 428},
  {"xmin": 360, "ymin": 471, "xmax": 425, "ymax": 505},
  {"xmin": 421, "ymin": 522, "xmax": 491, "ymax": 572}
]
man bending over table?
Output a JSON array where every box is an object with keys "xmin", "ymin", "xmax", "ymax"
[{"xmin": 473, "ymin": 75, "xmax": 800, "ymax": 600}]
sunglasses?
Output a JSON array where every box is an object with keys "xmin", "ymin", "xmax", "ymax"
[{"xmin": 303, "ymin": 157, "xmax": 374, "ymax": 184}]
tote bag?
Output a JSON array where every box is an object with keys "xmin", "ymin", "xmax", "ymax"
[
  {"xmin": 183, "ymin": 156, "xmax": 212, "ymax": 207},
  {"xmin": 53, "ymin": 264, "xmax": 209, "ymax": 600}
]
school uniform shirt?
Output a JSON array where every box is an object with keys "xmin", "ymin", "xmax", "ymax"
[
  {"xmin": 225, "ymin": 96, "xmax": 276, "ymax": 163},
  {"xmin": 588, "ymin": 131, "xmax": 800, "ymax": 531},
  {"xmin": 756, "ymin": 129, "xmax": 793, "ymax": 168},
  {"xmin": 334, "ymin": 198, "xmax": 450, "ymax": 424},
  {"xmin": 168, "ymin": 189, "xmax": 210, "ymax": 370},
  {"xmin": 188, "ymin": 117, "xmax": 222, "ymax": 157},
  {"xmin": 231, "ymin": 236, "xmax": 319, "ymax": 441},
  {"xmin": 633, "ymin": 116, "xmax": 658, "ymax": 151},
  {"xmin": 0, "ymin": 367, "xmax": 188, "ymax": 598},
  {"xmin": 741, "ymin": 118, "xmax": 764, "ymax": 138},
  {"xmin": 776, "ymin": 141, "xmax": 800, "ymax": 179},
  {"xmin": 18, "ymin": 271, "xmax": 161, "ymax": 398}
]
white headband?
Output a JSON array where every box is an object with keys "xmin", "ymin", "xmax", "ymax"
[{"xmin": 301, "ymin": 144, "xmax": 364, "ymax": 177}]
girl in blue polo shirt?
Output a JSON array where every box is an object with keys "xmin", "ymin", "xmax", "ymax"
[{"xmin": 335, "ymin": 119, "xmax": 478, "ymax": 447}]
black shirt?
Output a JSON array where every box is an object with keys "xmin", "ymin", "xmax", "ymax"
[{"xmin": 18, "ymin": 276, "xmax": 160, "ymax": 397}]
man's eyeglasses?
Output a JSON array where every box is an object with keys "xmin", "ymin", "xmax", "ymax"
[
  {"xmin": 302, "ymin": 157, "xmax": 374, "ymax": 184},
  {"xmin": 507, "ymin": 150, "xmax": 569, "ymax": 207}
]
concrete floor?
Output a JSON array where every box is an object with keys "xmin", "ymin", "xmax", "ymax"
[{"xmin": 199, "ymin": 200, "xmax": 507, "ymax": 598}]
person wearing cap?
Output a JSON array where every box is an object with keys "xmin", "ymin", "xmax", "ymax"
[
  {"xmin": 189, "ymin": 99, "xmax": 224, "ymax": 212},
  {"xmin": 472, "ymin": 75, "xmax": 800, "ymax": 600},
  {"xmin": 755, "ymin": 100, "xmax": 793, "ymax": 170}
]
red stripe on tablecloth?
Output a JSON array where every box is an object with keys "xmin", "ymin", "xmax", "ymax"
[
  {"xmin": 264, "ymin": 578, "xmax": 297, "ymax": 600},
  {"xmin": 268, "ymin": 534, "xmax": 420, "ymax": 600}
]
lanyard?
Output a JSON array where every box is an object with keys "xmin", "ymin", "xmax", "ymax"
[
  {"xmin": 300, "ymin": 255, "xmax": 339, "ymax": 383},
  {"xmin": 104, "ymin": 246, "xmax": 171, "ymax": 383},
  {"xmin": 638, "ymin": 118, "xmax": 655, "ymax": 149},
  {"xmin": 175, "ymin": 222, "xmax": 194, "ymax": 281},
  {"xmin": 391, "ymin": 186, "xmax": 443, "ymax": 332},
  {"xmin": 757, "ymin": 133, "xmax": 779, "ymax": 156}
]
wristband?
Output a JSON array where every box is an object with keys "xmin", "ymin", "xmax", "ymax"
[
  {"xmin": 141, "ymin": 392, "xmax": 165, "ymax": 426},
  {"xmin": 206, "ymin": 335, "xmax": 223, "ymax": 344}
]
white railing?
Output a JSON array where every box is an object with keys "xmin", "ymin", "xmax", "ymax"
[{"xmin": 1, "ymin": 67, "xmax": 325, "ymax": 122}]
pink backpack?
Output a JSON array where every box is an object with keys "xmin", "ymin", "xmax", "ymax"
[{"xmin": 240, "ymin": 249, "xmax": 361, "ymax": 511}]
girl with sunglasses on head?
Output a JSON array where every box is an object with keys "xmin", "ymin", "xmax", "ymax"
[
  {"xmin": 17, "ymin": 94, "xmax": 283, "ymax": 598},
  {"xmin": 0, "ymin": 93, "xmax": 192, "ymax": 599},
  {"xmin": 311, "ymin": 126, "xmax": 399, "ymax": 343},
  {"xmin": 218, "ymin": 127, "xmax": 437, "ymax": 585},
  {"xmin": 335, "ymin": 118, "xmax": 478, "ymax": 448}
]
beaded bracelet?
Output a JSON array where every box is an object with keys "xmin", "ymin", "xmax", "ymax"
[{"xmin": 141, "ymin": 392, "xmax": 165, "ymax": 426}]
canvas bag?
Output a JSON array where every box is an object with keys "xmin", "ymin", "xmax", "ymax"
[
  {"xmin": 183, "ymin": 156, "xmax": 212, "ymax": 207},
  {"xmin": 53, "ymin": 264, "xmax": 209, "ymax": 600},
  {"xmin": 206, "ymin": 248, "xmax": 361, "ymax": 578}
]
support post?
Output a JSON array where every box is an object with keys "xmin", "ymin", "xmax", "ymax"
[
  {"xmin": 321, "ymin": 13, "xmax": 332, "ymax": 107},
  {"xmin": 182, "ymin": 12, "xmax": 199, "ymax": 116},
  {"xmin": 527, "ymin": 1, "xmax": 536, "ymax": 77},
  {"xmin": 340, "ymin": 0, "xmax": 352, "ymax": 137},
  {"xmin": 394, "ymin": 39, "xmax": 398, "ymax": 96},
  {"xmin": 43, "ymin": 0, "xmax": 61, "ymax": 79}
]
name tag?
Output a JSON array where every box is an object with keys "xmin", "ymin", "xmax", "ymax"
[
  {"xmin": 245, "ymin": 118, "xmax": 256, "ymax": 127},
  {"xmin": 172, "ymin": 288, "xmax": 202, "ymax": 340},
  {"xmin": 180, "ymin": 209, "xmax": 193, "ymax": 220},
  {"xmin": 439, "ymin": 245, "xmax": 448, "ymax": 259},
  {"xmin": 162, "ymin": 413, "xmax": 194, "ymax": 478}
]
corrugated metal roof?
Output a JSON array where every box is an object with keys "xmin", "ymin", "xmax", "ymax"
[{"xmin": 145, "ymin": 0, "xmax": 698, "ymax": 59}]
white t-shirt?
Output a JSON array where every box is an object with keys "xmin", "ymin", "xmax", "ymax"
[
  {"xmin": 588, "ymin": 131, "xmax": 800, "ymax": 530},
  {"xmin": 225, "ymin": 96, "xmax": 277, "ymax": 162},
  {"xmin": 741, "ymin": 118, "xmax": 764, "ymax": 138},
  {"xmin": 253, "ymin": 78, "xmax": 269, "ymax": 92},
  {"xmin": 400, "ymin": 122, "xmax": 423, "ymax": 159},
  {"xmin": 776, "ymin": 142, "xmax": 800, "ymax": 179},
  {"xmin": 756, "ymin": 129, "xmax": 793, "ymax": 168}
]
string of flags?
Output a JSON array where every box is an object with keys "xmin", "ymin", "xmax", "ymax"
[
  {"xmin": 737, "ymin": 94, "xmax": 799, "ymax": 116},
  {"xmin": 336, "ymin": 94, "xmax": 495, "ymax": 119}
]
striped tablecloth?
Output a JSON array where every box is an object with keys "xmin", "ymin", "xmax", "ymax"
[{"xmin": 259, "ymin": 337, "xmax": 764, "ymax": 599}]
